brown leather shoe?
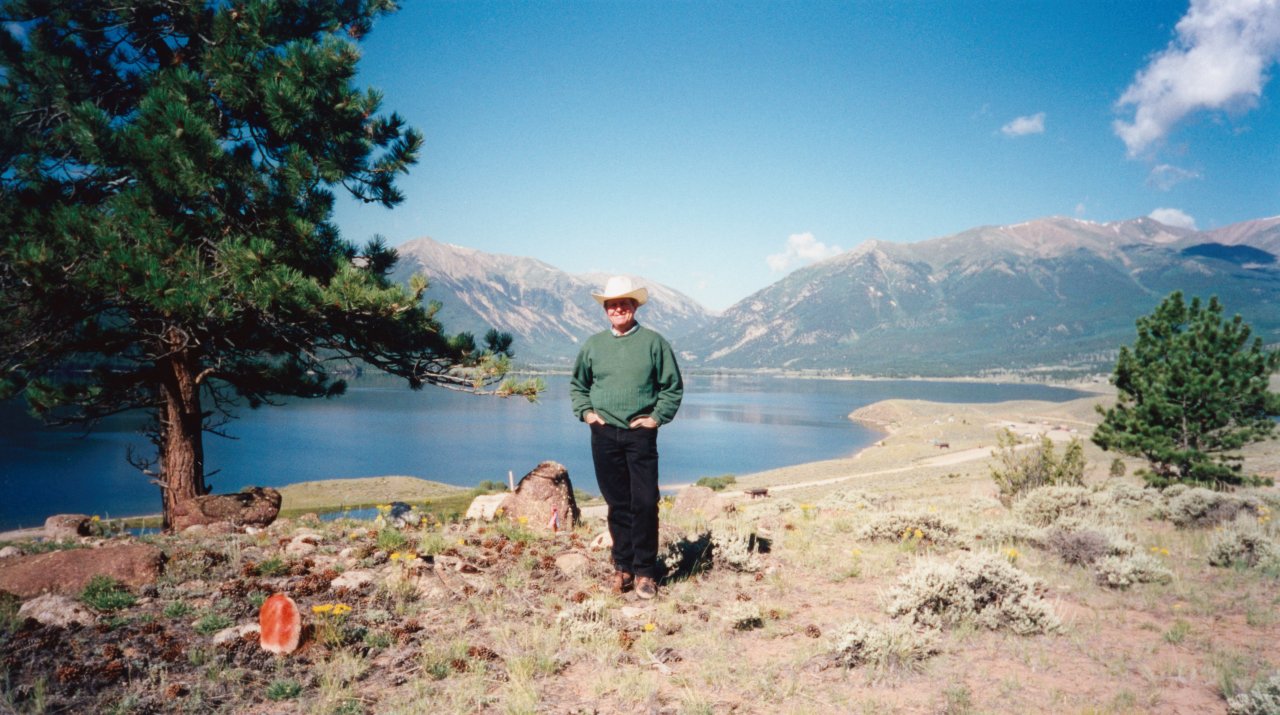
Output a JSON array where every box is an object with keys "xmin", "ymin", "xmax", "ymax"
[
  {"xmin": 635, "ymin": 576, "xmax": 657, "ymax": 600},
  {"xmin": 610, "ymin": 570, "xmax": 634, "ymax": 594}
]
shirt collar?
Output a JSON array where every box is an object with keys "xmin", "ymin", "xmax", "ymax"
[{"xmin": 611, "ymin": 323, "xmax": 640, "ymax": 338}]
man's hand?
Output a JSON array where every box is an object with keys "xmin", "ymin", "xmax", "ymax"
[
  {"xmin": 629, "ymin": 416, "xmax": 659, "ymax": 429},
  {"xmin": 584, "ymin": 411, "xmax": 606, "ymax": 426}
]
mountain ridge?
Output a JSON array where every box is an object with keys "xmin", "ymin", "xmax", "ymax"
[{"xmin": 387, "ymin": 215, "xmax": 1280, "ymax": 375}]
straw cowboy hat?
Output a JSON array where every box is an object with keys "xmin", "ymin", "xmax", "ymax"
[{"xmin": 591, "ymin": 275, "xmax": 648, "ymax": 306}]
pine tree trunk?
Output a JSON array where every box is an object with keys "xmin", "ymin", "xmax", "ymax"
[{"xmin": 158, "ymin": 330, "xmax": 207, "ymax": 531}]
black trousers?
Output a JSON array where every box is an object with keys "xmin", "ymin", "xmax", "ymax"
[{"xmin": 590, "ymin": 423, "xmax": 661, "ymax": 579}]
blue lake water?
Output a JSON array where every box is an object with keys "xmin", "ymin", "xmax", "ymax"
[{"xmin": 0, "ymin": 374, "xmax": 1089, "ymax": 530}]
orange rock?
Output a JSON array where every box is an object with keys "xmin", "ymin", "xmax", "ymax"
[{"xmin": 259, "ymin": 593, "xmax": 301, "ymax": 654}]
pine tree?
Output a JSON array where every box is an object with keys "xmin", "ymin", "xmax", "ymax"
[
  {"xmin": 0, "ymin": 0, "xmax": 536, "ymax": 529},
  {"xmin": 1092, "ymin": 292, "xmax": 1280, "ymax": 489}
]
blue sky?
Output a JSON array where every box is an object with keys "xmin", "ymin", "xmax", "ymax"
[{"xmin": 333, "ymin": 0, "xmax": 1280, "ymax": 311}]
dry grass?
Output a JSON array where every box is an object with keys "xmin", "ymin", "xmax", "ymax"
[{"xmin": 2, "ymin": 396, "xmax": 1279, "ymax": 714}]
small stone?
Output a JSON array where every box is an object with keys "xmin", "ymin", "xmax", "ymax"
[
  {"xmin": 18, "ymin": 593, "xmax": 95, "ymax": 628},
  {"xmin": 213, "ymin": 623, "xmax": 260, "ymax": 645},
  {"xmin": 286, "ymin": 534, "xmax": 320, "ymax": 556},
  {"xmin": 590, "ymin": 531, "xmax": 613, "ymax": 550},
  {"xmin": 330, "ymin": 570, "xmax": 375, "ymax": 591},
  {"xmin": 0, "ymin": 546, "xmax": 22, "ymax": 559},
  {"xmin": 554, "ymin": 552, "xmax": 590, "ymax": 576}
]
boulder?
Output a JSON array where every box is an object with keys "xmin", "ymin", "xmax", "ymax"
[
  {"xmin": 465, "ymin": 493, "xmax": 508, "ymax": 521},
  {"xmin": 18, "ymin": 593, "xmax": 95, "ymax": 628},
  {"xmin": 43, "ymin": 514, "xmax": 91, "ymax": 539},
  {"xmin": 170, "ymin": 486, "xmax": 282, "ymax": 532},
  {"xmin": 0, "ymin": 543, "xmax": 165, "ymax": 599},
  {"xmin": 672, "ymin": 486, "xmax": 732, "ymax": 517},
  {"xmin": 498, "ymin": 461, "xmax": 581, "ymax": 534}
]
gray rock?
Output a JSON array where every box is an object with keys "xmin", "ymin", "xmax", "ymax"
[
  {"xmin": 554, "ymin": 552, "xmax": 591, "ymax": 576},
  {"xmin": 331, "ymin": 569, "xmax": 375, "ymax": 591},
  {"xmin": 18, "ymin": 593, "xmax": 95, "ymax": 628},
  {"xmin": 212, "ymin": 623, "xmax": 260, "ymax": 645},
  {"xmin": 43, "ymin": 514, "xmax": 91, "ymax": 539}
]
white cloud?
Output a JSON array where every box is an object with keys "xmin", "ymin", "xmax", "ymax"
[
  {"xmin": 1074, "ymin": 202, "xmax": 1088, "ymax": 217},
  {"xmin": 1114, "ymin": 0, "xmax": 1280, "ymax": 157},
  {"xmin": 1149, "ymin": 207, "xmax": 1198, "ymax": 229},
  {"xmin": 1147, "ymin": 163, "xmax": 1202, "ymax": 191},
  {"xmin": 1000, "ymin": 112, "xmax": 1046, "ymax": 137},
  {"xmin": 766, "ymin": 232, "xmax": 843, "ymax": 273}
]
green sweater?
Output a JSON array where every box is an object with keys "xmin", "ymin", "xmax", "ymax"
[{"xmin": 569, "ymin": 325, "xmax": 683, "ymax": 428}]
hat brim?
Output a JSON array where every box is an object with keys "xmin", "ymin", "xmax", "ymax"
[{"xmin": 591, "ymin": 287, "xmax": 648, "ymax": 306}]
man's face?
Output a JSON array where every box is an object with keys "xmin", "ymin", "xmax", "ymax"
[{"xmin": 604, "ymin": 298, "xmax": 638, "ymax": 331}]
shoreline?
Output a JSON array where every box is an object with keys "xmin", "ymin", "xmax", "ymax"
[{"xmin": 0, "ymin": 395, "xmax": 1117, "ymax": 541}]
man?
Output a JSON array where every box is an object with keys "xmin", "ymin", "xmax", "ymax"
[{"xmin": 570, "ymin": 276, "xmax": 683, "ymax": 599}]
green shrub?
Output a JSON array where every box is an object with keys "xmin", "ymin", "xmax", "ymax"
[
  {"xmin": 1166, "ymin": 488, "xmax": 1259, "ymax": 528},
  {"xmin": 970, "ymin": 520, "xmax": 1044, "ymax": 548},
  {"xmin": 194, "ymin": 613, "xmax": 233, "ymax": 636},
  {"xmin": 1109, "ymin": 458, "xmax": 1127, "ymax": 478},
  {"xmin": 1208, "ymin": 525, "xmax": 1280, "ymax": 569},
  {"xmin": 723, "ymin": 602, "xmax": 764, "ymax": 631},
  {"xmin": 710, "ymin": 522, "xmax": 766, "ymax": 573},
  {"xmin": 858, "ymin": 512, "xmax": 968, "ymax": 549},
  {"xmin": 1012, "ymin": 486, "xmax": 1095, "ymax": 527},
  {"xmin": 1228, "ymin": 672, "xmax": 1280, "ymax": 715},
  {"xmin": 1045, "ymin": 527, "xmax": 1114, "ymax": 566},
  {"xmin": 817, "ymin": 489, "xmax": 885, "ymax": 511},
  {"xmin": 80, "ymin": 576, "xmax": 136, "ymax": 611},
  {"xmin": 0, "ymin": 591, "xmax": 21, "ymax": 634},
  {"xmin": 255, "ymin": 556, "xmax": 290, "ymax": 577},
  {"xmin": 830, "ymin": 618, "xmax": 941, "ymax": 671},
  {"xmin": 695, "ymin": 474, "xmax": 737, "ymax": 491},
  {"xmin": 377, "ymin": 527, "xmax": 410, "ymax": 553},
  {"xmin": 990, "ymin": 429, "xmax": 1085, "ymax": 504},
  {"xmin": 658, "ymin": 530, "xmax": 714, "ymax": 580},
  {"xmin": 1094, "ymin": 553, "xmax": 1173, "ymax": 589},
  {"xmin": 265, "ymin": 679, "xmax": 302, "ymax": 701},
  {"xmin": 556, "ymin": 596, "xmax": 613, "ymax": 642},
  {"xmin": 885, "ymin": 553, "xmax": 1060, "ymax": 635},
  {"xmin": 163, "ymin": 601, "xmax": 193, "ymax": 619}
]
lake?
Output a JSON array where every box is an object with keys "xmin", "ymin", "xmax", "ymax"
[{"xmin": 0, "ymin": 374, "xmax": 1089, "ymax": 530}]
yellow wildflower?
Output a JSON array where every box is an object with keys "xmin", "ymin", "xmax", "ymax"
[
  {"xmin": 312, "ymin": 604, "xmax": 334, "ymax": 614},
  {"xmin": 913, "ymin": 529, "xmax": 924, "ymax": 540},
  {"xmin": 332, "ymin": 604, "xmax": 352, "ymax": 617},
  {"xmin": 644, "ymin": 622, "xmax": 656, "ymax": 632},
  {"xmin": 517, "ymin": 516, "xmax": 529, "ymax": 525}
]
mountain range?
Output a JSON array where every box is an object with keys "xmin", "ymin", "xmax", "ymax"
[{"xmin": 390, "ymin": 215, "xmax": 1280, "ymax": 376}]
